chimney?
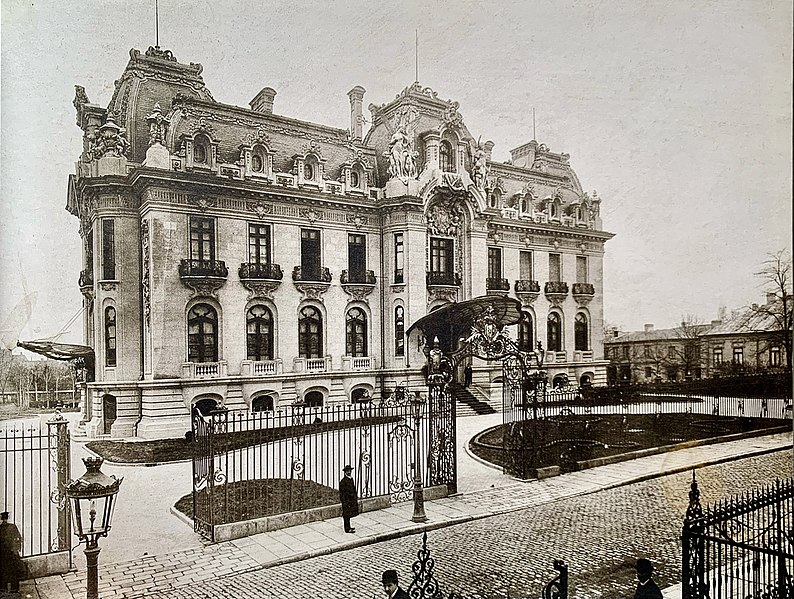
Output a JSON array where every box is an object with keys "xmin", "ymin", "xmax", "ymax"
[
  {"xmin": 766, "ymin": 292, "xmax": 777, "ymax": 305},
  {"xmin": 644, "ymin": 324, "xmax": 654, "ymax": 332},
  {"xmin": 613, "ymin": 329, "xmax": 620, "ymax": 338},
  {"xmin": 250, "ymin": 87, "xmax": 277, "ymax": 114},
  {"xmin": 347, "ymin": 86, "xmax": 366, "ymax": 141}
]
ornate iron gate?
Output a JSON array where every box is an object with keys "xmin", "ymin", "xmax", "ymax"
[
  {"xmin": 682, "ymin": 473, "xmax": 794, "ymax": 599},
  {"xmin": 191, "ymin": 407, "xmax": 219, "ymax": 540}
]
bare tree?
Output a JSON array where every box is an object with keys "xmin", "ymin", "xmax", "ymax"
[
  {"xmin": 667, "ymin": 315, "xmax": 706, "ymax": 379},
  {"xmin": 750, "ymin": 250, "xmax": 792, "ymax": 370}
]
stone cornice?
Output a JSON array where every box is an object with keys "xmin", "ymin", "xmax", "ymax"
[
  {"xmin": 488, "ymin": 161, "xmax": 570, "ymax": 184},
  {"xmin": 486, "ymin": 218, "xmax": 615, "ymax": 242}
]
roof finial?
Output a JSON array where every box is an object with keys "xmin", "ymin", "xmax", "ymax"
[{"xmin": 155, "ymin": 0, "xmax": 160, "ymax": 48}]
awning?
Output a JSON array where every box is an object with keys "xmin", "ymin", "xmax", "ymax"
[
  {"xmin": 406, "ymin": 296, "xmax": 524, "ymax": 347},
  {"xmin": 17, "ymin": 340, "xmax": 94, "ymax": 360}
]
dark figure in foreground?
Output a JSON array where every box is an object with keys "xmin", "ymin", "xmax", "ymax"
[
  {"xmin": 0, "ymin": 511, "xmax": 24, "ymax": 593},
  {"xmin": 634, "ymin": 558, "xmax": 663, "ymax": 599},
  {"xmin": 339, "ymin": 465, "xmax": 358, "ymax": 533},
  {"xmin": 381, "ymin": 570, "xmax": 409, "ymax": 599},
  {"xmin": 463, "ymin": 364, "xmax": 473, "ymax": 387}
]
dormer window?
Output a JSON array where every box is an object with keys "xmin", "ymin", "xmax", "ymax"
[
  {"xmin": 489, "ymin": 189, "xmax": 501, "ymax": 209},
  {"xmin": 193, "ymin": 136, "xmax": 209, "ymax": 164},
  {"xmin": 439, "ymin": 141, "xmax": 455, "ymax": 172},
  {"xmin": 350, "ymin": 170, "xmax": 360, "ymax": 188},
  {"xmin": 550, "ymin": 202, "xmax": 559, "ymax": 219},
  {"xmin": 251, "ymin": 153, "xmax": 264, "ymax": 173},
  {"xmin": 304, "ymin": 163, "xmax": 315, "ymax": 180}
]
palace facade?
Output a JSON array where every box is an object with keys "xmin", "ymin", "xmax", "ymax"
[{"xmin": 67, "ymin": 46, "xmax": 614, "ymax": 438}]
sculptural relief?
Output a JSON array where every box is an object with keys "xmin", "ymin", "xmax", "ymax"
[{"xmin": 386, "ymin": 125, "xmax": 417, "ymax": 180}]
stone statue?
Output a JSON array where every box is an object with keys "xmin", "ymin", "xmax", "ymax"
[
  {"xmin": 386, "ymin": 125, "xmax": 417, "ymax": 180},
  {"xmin": 88, "ymin": 117, "xmax": 130, "ymax": 160},
  {"xmin": 146, "ymin": 103, "xmax": 170, "ymax": 147},
  {"xmin": 470, "ymin": 145, "xmax": 488, "ymax": 189}
]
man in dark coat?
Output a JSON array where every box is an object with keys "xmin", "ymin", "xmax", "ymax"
[
  {"xmin": 381, "ymin": 569, "xmax": 409, "ymax": 599},
  {"xmin": 634, "ymin": 558, "xmax": 663, "ymax": 599},
  {"xmin": 0, "ymin": 511, "xmax": 24, "ymax": 593},
  {"xmin": 339, "ymin": 465, "xmax": 359, "ymax": 533}
]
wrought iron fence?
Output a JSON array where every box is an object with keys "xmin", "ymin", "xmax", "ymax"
[
  {"xmin": 682, "ymin": 473, "xmax": 794, "ymax": 599},
  {"xmin": 191, "ymin": 392, "xmax": 456, "ymax": 540},
  {"xmin": 0, "ymin": 413, "xmax": 71, "ymax": 559}
]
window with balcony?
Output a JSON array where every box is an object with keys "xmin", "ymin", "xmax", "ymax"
[
  {"xmin": 298, "ymin": 305, "xmax": 323, "ymax": 358},
  {"xmin": 519, "ymin": 251, "xmax": 533, "ymax": 280},
  {"xmin": 246, "ymin": 305, "xmax": 274, "ymax": 361},
  {"xmin": 549, "ymin": 253, "xmax": 562, "ymax": 283},
  {"xmin": 104, "ymin": 306, "xmax": 116, "ymax": 367},
  {"xmin": 430, "ymin": 237, "xmax": 454, "ymax": 277},
  {"xmin": 348, "ymin": 233, "xmax": 367, "ymax": 282},
  {"xmin": 574, "ymin": 312, "xmax": 589, "ymax": 351},
  {"xmin": 770, "ymin": 346, "xmax": 781, "ymax": 367},
  {"xmin": 249, "ymin": 224, "xmax": 271, "ymax": 265},
  {"xmin": 394, "ymin": 233, "xmax": 404, "ymax": 284},
  {"xmin": 733, "ymin": 346, "xmax": 744, "ymax": 364},
  {"xmin": 439, "ymin": 140, "xmax": 455, "ymax": 172},
  {"xmin": 488, "ymin": 247, "xmax": 502, "ymax": 279},
  {"xmin": 101, "ymin": 219, "xmax": 115, "ymax": 280},
  {"xmin": 188, "ymin": 304, "xmax": 218, "ymax": 363},
  {"xmin": 301, "ymin": 229, "xmax": 321, "ymax": 280},
  {"xmin": 518, "ymin": 312, "xmax": 533, "ymax": 351},
  {"xmin": 190, "ymin": 216, "xmax": 215, "ymax": 262},
  {"xmin": 395, "ymin": 306, "xmax": 405, "ymax": 356},
  {"xmin": 713, "ymin": 347, "xmax": 723, "ymax": 365},
  {"xmin": 576, "ymin": 256, "xmax": 588, "ymax": 283},
  {"xmin": 346, "ymin": 307, "xmax": 367, "ymax": 357},
  {"xmin": 547, "ymin": 312, "xmax": 562, "ymax": 352}
]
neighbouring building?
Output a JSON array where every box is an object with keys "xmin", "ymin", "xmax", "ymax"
[{"xmin": 67, "ymin": 45, "xmax": 614, "ymax": 438}]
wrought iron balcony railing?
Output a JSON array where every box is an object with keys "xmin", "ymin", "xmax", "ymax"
[
  {"xmin": 426, "ymin": 271, "xmax": 461, "ymax": 287},
  {"xmin": 486, "ymin": 277, "xmax": 510, "ymax": 291},
  {"xmin": 572, "ymin": 282, "xmax": 595, "ymax": 296},
  {"xmin": 239, "ymin": 262, "xmax": 283, "ymax": 281},
  {"xmin": 515, "ymin": 279, "xmax": 540, "ymax": 293},
  {"xmin": 179, "ymin": 259, "xmax": 229, "ymax": 278},
  {"xmin": 78, "ymin": 269, "xmax": 93, "ymax": 289},
  {"xmin": 292, "ymin": 266, "xmax": 332, "ymax": 283},
  {"xmin": 544, "ymin": 281, "xmax": 569, "ymax": 295},
  {"xmin": 341, "ymin": 269, "xmax": 376, "ymax": 285}
]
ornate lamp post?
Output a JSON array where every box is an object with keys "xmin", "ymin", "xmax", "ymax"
[
  {"xmin": 66, "ymin": 457, "xmax": 123, "ymax": 599},
  {"xmin": 409, "ymin": 391, "xmax": 428, "ymax": 523}
]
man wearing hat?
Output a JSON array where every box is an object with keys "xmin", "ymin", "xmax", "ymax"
[
  {"xmin": 0, "ymin": 511, "xmax": 24, "ymax": 593},
  {"xmin": 381, "ymin": 569, "xmax": 409, "ymax": 599},
  {"xmin": 339, "ymin": 465, "xmax": 359, "ymax": 533},
  {"xmin": 634, "ymin": 558, "xmax": 662, "ymax": 599}
]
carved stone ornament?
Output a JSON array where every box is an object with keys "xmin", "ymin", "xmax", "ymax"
[
  {"xmin": 442, "ymin": 101, "xmax": 463, "ymax": 129},
  {"xmin": 524, "ymin": 234, "xmax": 534, "ymax": 247},
  {"xmin": 141, "ymin": 221, "xmax": 151, "ymax": 324},
  {"xmin": 488, "ymin": 228, "xmax": 502, "ymax": 244},
  {"xmin": 301, "ymin": 140, "xmax": 323, "ymax": 158},
  {"xmin": 245, "ymin": 127, "xmax": 271, "ymax": 147},
  {"xmin": 145, "ymin": 46, "xmax": 178, "ymax": 62},
  {"xmin": 546, "ymin": 294, "xmax": 566, "ymax": 309},
  {"xmin": 426, "ymin": 201, "xmax": 464, "ymax": 237},
  {"xmin": 551, "ymin": 238, "xmax": 561, "ymax": 251},
  {"xmin": 87, "ymin": 116, "xmax": 130, "ymax": 160},
  {"xmin": 146, "ymin": 103, "xmax": 170, "ymax": 147},
  {"xmin": 346, "ymin": 214, "xmax": 368, "ymax": 229},
  {"xmin": 293, "ymin": 282, "xmax": 330, "ymax": 302},
  {"xmin": 342, "ymin": 284, "xmax": 374, "ymax": 302},
  {"xmin": 351, "ymin": 148, "xmax": 370, "ymax": 168},
  {"xmin": 190, "ymin": 196, "xmax": 217, "ymax": 211},
  {"xmin": 242, "ymin": 280, "xmax": 281, "ymax": 300},
  {"xmin": 301, "ymin": 208, "xmax": 322, "ymax": 224},
  {"xmin": 428, "ymin": 286, "xmax": 458, "ymax": 305},
  {"xmin": 184, "ymin": 279, "xmax": 225, "ymax": 299},
  {"xmin": 516, "ymin": 290, "xmax": 539, "ymax": 307},
  {"xmin": 188, "ymin": 117, "xmax": 215, "ymax": 137},
  {"xmin": 250, "ymin": 202, "xmax": 274, "ymax": 219},
  {"xmin": 469, "ymin": 145, "xmax": 488, "ymax": 190},
  {"xmin": 99, "ymin": 282, "xmax": 118, "ymax": 292},
  {"xmin": 385, "ymin": 126, "xmax": 417, "ymax": 181}
]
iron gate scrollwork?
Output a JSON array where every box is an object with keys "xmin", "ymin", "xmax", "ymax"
[{"xmin": 191, "ymin": 407, "xmax": 227, "ymax": 541}]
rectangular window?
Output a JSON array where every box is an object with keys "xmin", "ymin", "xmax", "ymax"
[
  {"xmin": 713, "ymin": 347, "xmax": 723, "ymax": 365},
  {"xmin": 645, "ymin": 367, "xmax": 652, "ymax": 379},
  {"xmin": 301, "ymin": 229, "xmax": 321, "ymax": 279},
  {"xmin": 549, "ymin": 253, "xmax": 561, "ymax": 282},
  {"xmin": 669, "ymin": 346, "xmax": 677, "ymax": 359},
  {"xmin": 430, "ymin": 237, "xmax": 454, "ymax": 273},
  {"xmin": 87, "ymin": 229, "xmax": 94, "ymax": 273},
  {"xmin": 487, "ymin": 247, "xmax": 502, "ymax": 279},
  {"xmin": 190, "ymin": 216, "xmax": 215, "ymax": 262},
  {"xmin": 348, "ymin": 233, "xmax": 366, "ymax": 282},
  {"xmin": 733, "ymin": 347, "xmax": 744, "ymax": 365},
  {"xmin": 394, "ymin": 233, "xmax": 404, "ymax": 284},
  {"xmin": 519, "ymin": 250, "xmax": 533, "ymax": 280},
  {"xmin": 576, "ymin": 255, "xmax": 588, "ymax": 283},
  {"xmin": 622, "ymin": 345, "xmax": 629, "ymax": 360},
  {"xmin": 770, "ymin": 347, "xmax": 781, "ymax": 367},
  {"xmin": 643, "ymin": 345, "xmax": 651, "ymax": 358},
  {"xmin": 102, "ymin": 219, "xmax": 115, "ymax": 280},
  {"xmin": 248, "ymin": 223, "xmax": 271, "ymax": 264}
]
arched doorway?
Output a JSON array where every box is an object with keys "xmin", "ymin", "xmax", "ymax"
[
  {"xmin": 102, "ymin": 394, "xmax": 116, "ymax": 435},
  {"xmin": 304, "ymin": 390, "xmax": 323, "ymax": 408},
  {"xmin": 194, "ymin": 396, "xmax": 220, "ymax": 416}
]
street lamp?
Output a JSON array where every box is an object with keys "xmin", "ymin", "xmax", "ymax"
[
  {"xmin": 409, "ymin": 391, "xmax": 428, "ymax": 523},
  {"xmin": 66, "ymin": 457, "xmax": 123, "ymax": 599}
]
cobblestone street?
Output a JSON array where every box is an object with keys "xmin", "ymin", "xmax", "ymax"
[{"xmin": 133, "ymin": 451, "xmax": 791, "ymax": 599}]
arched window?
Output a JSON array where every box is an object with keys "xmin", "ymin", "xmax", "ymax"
[
  {"xmin": 351, "ymin": 388, "xmax": 370, "ymax": 403},
  {"xmin": 252, "ymin": 395, "xmax": 274, "ymax": 412},
  {"xmin": 193, "ymin": 136, "xmax": 208, "ymax": 164},
  {"xmin": 188, "ymin": 304, "xmax": 218, "ymax": 363},
  {"xmin": 304, "ymin": 162, "xmax": 314, "ymax": 180},
  {"xmin": 489, "ymin": 189, "xmax": 501, "ymax": 209},
  {"xmin": 350, "ymin": 169, "xmax": 361, "ymax": 188},
  {"xmin": 194, "ymin": 397, "xmax": 219, "ymax": 416},
  {"xmin": 547, "ymin": 312, "xmax": 562, "ymax": 352},
  {"xmin": 439, "ymin": 141, "xmax": 455, "ymax": 172},
  {"xmin": 251, "ymin": 153, "xmax": 264, "ymax": 173},
  {"xmin": 549, "ymin": 202, "xmax": 559, "ymax": 219},
  {"xmin": 104, "ymin": 306, "xmax": 117, "ymax": 366},
  {"xmin": 575, "ymin": 313, "xmax": 589, "ymax": 351},
  {"xmin": 395, "ymin": 306, "xmax": 405, "ymax": 356},
  {"xmin": 304, "ymin": 391, "xmax": 323, "ymax": 408},
  {"xmin": 346, "ymin": 307, "xmax": 367, "ymax": 357},
  {"xmin": 247, "ymin": 305, "xmax": 274, "ymax": 361},
  {"xmin": 518, "ymin": 312, "xmax": 533, "ymax": 352},
  {"xmin": 298, "ymin": 306, "xmax": 323, "ymax": 358}
]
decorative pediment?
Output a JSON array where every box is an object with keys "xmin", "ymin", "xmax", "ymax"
[
  {"xmin": 188, "ymin": 117, "xmax": 216, "ymax": 140},
  {"xmin": 244, "ymin": 127, "xmax": 272, "ymax": 148}
]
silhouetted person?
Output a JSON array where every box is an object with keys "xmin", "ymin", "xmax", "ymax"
[
  {"xmin": 0, "ymin": 511, "xmax": 24, "ymax": 593},
  {"xmin": 381, "ymin": 569, "xmax": 409, "ymax": 599},
  {"xmin": 339, "ymin": 465, "xmax": 358, "ymax": 533},
  {"xmin": 464, "ymin": 365, "xmax": 473, "ymax": 387},
  {"xmin": 634, "ymin": 558, "xmax": 662, "ymax": 599}
]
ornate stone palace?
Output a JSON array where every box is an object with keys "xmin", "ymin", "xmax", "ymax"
[{"xmin": 67, "ymin": 46, "xmax": 614, "ymax": 438}]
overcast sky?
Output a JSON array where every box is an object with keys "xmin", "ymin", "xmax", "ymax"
[{"xmin": 1, "ymin": 0, "xmax": 791, "ymax": 349}]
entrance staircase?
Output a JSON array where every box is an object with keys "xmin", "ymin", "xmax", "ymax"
[{"xmin": 449, "ymin": 382, "xmax": 497, "ymax": 417}]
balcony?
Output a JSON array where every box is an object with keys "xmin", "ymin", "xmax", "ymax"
[
  {"xmin": 544, "ymin": 281, "xmax": 569, "ymax": 307},
  {"xmin": 181, "ymin": 361, "xmax": 228, "ymax": 379},
  {"xmin": 78, "ymin": 269, "xmax": 94, "ymax": 298},
  {"xmin": 426, "ymin": 271, "xmax": 461, "ymax": 287},
  {"xmin": 240, "ymin": 359, "xmax": 283, "ymax": 376},
  {"xmin": 179, "ymin": 259, "xmax": 228, "ymax": 296},
  {"xmin": 239, "ymin": 262, "xmax": 283, "ymax": 299},
  {"xmin": 293, "ymin": 356, "xmax": 331, "ymax": 373},
  {"xmin": 342, "ymin": 356, "xmax": 376, "ymax": 371},
  {"xmin": 292, "ymin": 266, "xmax": 332, "ymax": 300},
  {"xmin": 486, "ymin": 277, "xmax": 510, "ymax": 295},
  {"xmin": 514, "ymin": 279, "xmax": 540, "ymax": 306},
  {"xmin": 572, "ymin": 282, "xmax": 595, "ymax": 305},
  {"xmin": 341, "ymin": 269, "xmax": 376, "ymax": 300}
]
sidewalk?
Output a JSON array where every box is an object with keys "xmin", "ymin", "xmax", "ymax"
[{"xmin": 27, "ymin": 430, "xmax": 791, "ymax": 599}]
